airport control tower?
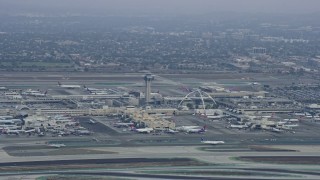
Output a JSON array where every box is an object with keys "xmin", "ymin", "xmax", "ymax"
[{"xmin": 144, "ymin": 73, "xmax": 154, "ymax": 105}]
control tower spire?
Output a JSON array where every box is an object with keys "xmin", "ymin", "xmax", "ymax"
[{"xmin": 144, "ymin": 74, "xmax": 154, "ymax": 105}]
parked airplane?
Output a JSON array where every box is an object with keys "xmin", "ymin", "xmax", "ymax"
[
  {"xmin": 201, "ymin": 138, "xmax": 225, "ymax": 145},
  {"xmin": 271, "ymin": 127, "xmax": 282, "ymax": 133},
  {"xmin": 23, "ymin": 89, "xmax": 48, "ymax": 97},
  {"xmin": 0, "ymin": 119, "xmax": 21, "ymax": 125},
  {"xmin": 38, "ymin": 132, "xmax": 45, "ymax": 136},
  {"xmin": 175, "ymin": 126, "xmax": 200, "ymax": 132},
  {"xmin": 164, "ymin": 129, "xmax": 179, "ymax": 134},
  {"xmin": 84, "ymin": 85, "xmax": 108, "ymax": 94},
  {"xmin": 0, "ymin": 125, "xmax": 21, "ymax": 130},
  {"xmin": 280, "ymin": 126, "xmax": 293, "ymax": 131},
  {"xmin": 77, "ymin": 130, "xmax": 91, "ymax": 135},
  {"xmin": 229, "ymin": 124, "xmax": 248, "ymax": 129},
  {"xmin": 187, "ymin": 126, "xmax": 206, "ymax": 133},
  {"xmin": 88, "ymin": 119, "xmax": 96, "ymax": 124},
  {"xmin": 283, "ymin": 124, "xmax": 299, "ymax": 128},
  {"xmin": 206, "ymin": 115, "xmax": 224, "ymax": 120},
  {"xmin": 113, "ymin": 122, "xmax": 134, "ymax": 127},
  {"xmin": 251, "ymin": 82, "xmax": 260, "ymax": 85},
  {"xmin": 84, "ymin": 85, "xmax": 99, "ymax": 91},
  {"xmin": 58, "ymin": 82, "xmax": 81, "ymax": 89},
  {"xmin": 91, "ymin": 92, "xmax": 109, "ymax": 95},
  {"xmin": 0, "ymin": 116, "xmax": 14, "ymax": 120},
  {"xmin": 25, "ymin": 129, "xmax": 36, "ymax": 133},
  {"xmin": 33, "ymin": 91, "xmax": 47, "ymax": 97},
  {"xmin": 131, "ymin": 126, "xmax": 153, "ymax": 133},
  {"xmin": 5, "ymin": 129, "xmax": 25, "ymax": 135}
]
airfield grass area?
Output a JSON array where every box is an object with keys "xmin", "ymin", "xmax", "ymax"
[
  {"xmin": 4, "ymin": 146, "xmax": 117, "ymax": 156},
  {"xmin": 198, "ymin": 145, "xmax": 298, "ymax": 152},
  {"xmin": 248, "ymin": 145, "xmax": 298, "ymax": 152},
  {"xmin": 236, "ymin": 156, "xmax": 320, "ymax": 165},
  {"xmin": 0, "ymin": 61, "xmax": 72, "ymax": 68},
  {"xmin": 37, "ymin": 175, "xmax": 132, "ymax": 180},
  {"xmin": 138, "ymin": 170, "xmax": 290, "ymax": 178},
  {"xmin": 0, "ymin": 158, "xmax": 209, "ymax": 172}
]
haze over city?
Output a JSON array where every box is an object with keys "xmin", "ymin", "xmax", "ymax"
[
  {"xmin": 0, "ymin": 0, "xmax": 320, "ymax": 179},
  {"xmin": 1, "ymin": 0, "xmax": 320, "ymax": 15}
]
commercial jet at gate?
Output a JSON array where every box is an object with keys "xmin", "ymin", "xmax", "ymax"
[
  {"xmin": 175, "ymin": 126, "xmax": 206, "ymax": 133},
  {"xmin": 131, "ymin": 126, "xmax": 153, "ymax": 133},
  {"xmin": 114, "ymin": 122, "xmax": 134, "ymax": 128},
  {"xmin": 187, "ymin": 126, "xmax": 206, "ymax": 133},
  {"xmin": 175, "ymin": 126, "xmax": 200, "ymax": 132}
]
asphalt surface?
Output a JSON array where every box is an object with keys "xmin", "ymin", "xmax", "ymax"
[{"xmin": 0, "ymin": 157, "xmax": 193, "ymax": 167}]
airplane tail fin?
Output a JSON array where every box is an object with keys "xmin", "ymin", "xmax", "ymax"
[
  {"xmin": 198, "ymin": 126, "xmax": 207, "ymax": 133},
  {"xmin": 130, "ymin": 125, "xmax": 136, "ymax": 131},
  {"xmin": 58, "ymin": 82, "xmax": 61, "ymax": 86},
  {"xmin": 201, "ymin": 137, "xmax": 204, "ymax": 141}
]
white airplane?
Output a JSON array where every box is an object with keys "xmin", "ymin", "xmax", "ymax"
[
  {"xmin": 0, "ymin": 125, "xmax": 21, "ymax": 130},
  {"xmin": 187, "ymin": 126, "xmax": 206, "ymax": 133},
  {"xmin": 91, "ymin": 92, "xmax": 109, "ymax": 95},
  {"xmin": 132, "ymin": 127, "xmax": 154, "ymax": 133},
  {"xmin": 47, "ymin": 143, "xmax": 66, "ymax": 148},
  {"xmin": 280, "ymin": 126, "xmax": 293, "ymax": 131},
  {"xmin": 206, "ymin": 115, "xmax": 224, "ymax": 119},
  {"xmin": 271, "ymin": 127, "xmax": 282, "ymax": 133},
  {"xmin": 5, "ymin": 129, "xmax": 25, "ymax": 135},
  {"xmin": 0, "ymin": 119, "xmax": 20, "ymax": 124},
  {"xmin": 283, "ymin": 124, "xmax": 299, "ymax": 128},
  {"xmin": 201, "ymin": 138, "xmax": 225, "ymax": 145},
  {"xmin": 31, "ymin": 91, "xmax": 47, "ymax": 97},
  {"xmin": 83, "ymin": 85, "xmax": 103, "ymax": 92},
  {"xmin": 113, "ymin": 122, "xmax": 134, "ymax": 127},
  {"xmin": 277, "ymin": 121, "xmax": 287, "ymax": 125},
  {"xmin": 77, "ymin": 130, "xmax": 91, "ymax": 135},
  {"xmin": 37, "ymin": 132, "xmax": 45, "ymax": 136},
  {"xmin": 58, "ymin": 82, "xmax": 81, "ymax": 89},
  {"xmin": 229, "ymin": 124, "xmax": 248, "ymax": 129},
  {"xmin": 25, "ymin": 129, "xmax": 36, "ymax": 133},
  {"xmin": 23, "ymin": 89, "xmax": 47, "ymax": 97},
  {"xmin": 251, "ymin": 82, "xmax": 260, "ymax": 85},
  {"xmin": 165, "ymin": 129, "xmax": 179, "ymax": 134},
  {"xmin": 88, "ymin": 119, "xmax": 96, "ymax": 124},
  {"xmin": 0, "ymin": 118, "xmax": 22, "ymax": 122},
  {"xmin": 175, "ymin": 126, "xmax": 200, "ymax": 132},
  {"xmin": 55, "ymin": 119, "xmax": 73, "ymax": 123},
  {"xmin": 0, "ymin": 116, "xmax": 14, "ymax": 119}
]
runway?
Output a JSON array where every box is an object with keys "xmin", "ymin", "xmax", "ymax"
[{"xmin": 1, "ymin": 143, "xmax": 320, "ymax": 179}]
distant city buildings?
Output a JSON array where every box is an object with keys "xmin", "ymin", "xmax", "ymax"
[{"xmin": 253, "ymin": 47, "xmax": 267, "ymax": 55}]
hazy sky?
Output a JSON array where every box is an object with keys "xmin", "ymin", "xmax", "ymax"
[{"xmin": 1, "ymin": 0, "xmax": 319, "ymax": 15}]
